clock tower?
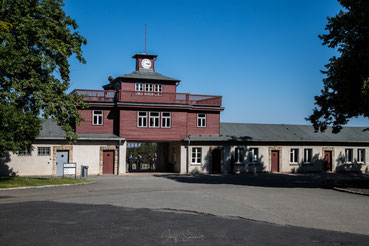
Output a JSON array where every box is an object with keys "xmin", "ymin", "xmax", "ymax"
[{"xmin": 133, "ymin": 53, "xmax": 157, "ymax": 71}]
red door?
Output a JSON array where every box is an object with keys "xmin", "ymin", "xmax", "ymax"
[
  {"xmin": 103, "ymin": 150, "xmax": 114, "ymax": 174},
  {"xmin": 323, "ymin": 151, "xmax": 332, "ymax": 172},
  {"xmin": 271, "ymin": 150, "xmax": 279, "ymax": 173}
]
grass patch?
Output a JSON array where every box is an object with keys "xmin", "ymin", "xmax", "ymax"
[{"xmin": 0, "ymin": 177, "xmax": 91, "ymax": 189}]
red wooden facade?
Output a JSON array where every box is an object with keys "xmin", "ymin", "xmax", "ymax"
[{"xmin": 74, "ymin": 53, "xmax": 223, "ymax": 141}]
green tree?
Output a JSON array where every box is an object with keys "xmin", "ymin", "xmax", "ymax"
[
  {"xmin": 307, "ymin": 0, "xmax": 369, "ymax": 133},
  {"xmin": 0, "ymin": 0, "xmax": 87, "ymax": 155}
]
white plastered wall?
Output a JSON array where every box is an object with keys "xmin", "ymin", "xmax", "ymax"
[
  {"xmin": 2, "ymin": 144, "xmax": 55, "ymax": 176},
  {"xmin": 2, "ymin": 141, "xmax": 127, "ymax": 177}
]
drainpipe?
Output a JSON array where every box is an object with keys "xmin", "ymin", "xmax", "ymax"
[{"xmin": 186, "ymin": 136, "xmax": 190, "ymax": 174}]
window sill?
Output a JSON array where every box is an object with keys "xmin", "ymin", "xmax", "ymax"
[
  {"xmin": 289, "ymin": 163, "xmax": 299, "ymax": 166},
  {"xmin": 344, "ymin": 162, "xmax": 365, "ymax": 165},
  {"xmin": 191, "ymin": 163, "xmax": 202, "ymax": 166}
]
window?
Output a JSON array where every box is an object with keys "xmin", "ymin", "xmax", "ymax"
[
  {"xmin": 145, "ymin": 83, "xmax": 153, "ymax": 95},
  {"xmin": 138, "ymin": 112, "xmax": 147, "ymax": 127},
  {"xmin": 38, "ymin": 147, "xmax": 50, "ymax": 156},
  {"xmin": 197, "ymin": 113, "xmax": 206, "ymax": 127},
  {"xmin": 149, "ymin": 112, "xmax": 160, "ymax": 128},
  {"xmin": 290, "ymin": 149, "xmax": 299, "ymax": 163},
  {"xmin": 248, "ymin": 148, "xmax": 259, "ymax": 163},
  {"xmin": 358, "ymin": 149, "xmax": 365, "ymax": 163},
  {"xmin": 135, "ymin": 83, "xmax": 143, "ymax": 92},
  {"xmin": 155, "ymin": 84, "xmax": 162, "ymax": 95},
  {"xmin": 191, "ymin": 147, "xmax": 202, "ymax": 164},
  {"xmin": 345, "ymin": 148, "xmax": 353, "ymax": 163},
  {"xmin": 303, "ymin": 149, "xmax": 312, "ymax": 163},
  {"xmin": 235, "ymin": 147, "xmax": 245, "ymax": 163},
  {"xmin": 92, "ymin": 110, "xmax": 103, "ymax": 125},
  {"xmin": 161, "ymin": 112, "xmax": 171, "ymax": 128},
  {"xmin": 18, "ymin": 149, "xmax": 31, "ymax": 156}
]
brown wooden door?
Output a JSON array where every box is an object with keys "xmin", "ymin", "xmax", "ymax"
[
  {"xmin": 323, "ymin": 151, "xmax": 332, "ymax": 172},
  {"xmin": 211, "ymin": 149, "xmax": 222, "ymax": 174},
  {"xmin": 103, "ymin": 150, "xmax": 114, "ymax": 174},
  {"xmin": 271, "ymin": 150, "xmax": 279, "ymax": 173}
]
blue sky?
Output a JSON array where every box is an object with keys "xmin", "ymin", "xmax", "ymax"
[{"xmin": 64, "ymin": 0, "xmax": 369, "ymax": 126}]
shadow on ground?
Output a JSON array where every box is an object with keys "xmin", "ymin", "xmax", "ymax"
[
  {"xmin": 154, "ymin": 173, "xmax": 369, "ymax": 190},
  {"xmin": 0, "ymin": 201, "xmax": 368, "ymax": 246}
]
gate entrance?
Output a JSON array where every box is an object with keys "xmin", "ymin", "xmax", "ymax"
[{"xmin": 126, "ymin": 142, "xmax": 179, "ymax": 173}]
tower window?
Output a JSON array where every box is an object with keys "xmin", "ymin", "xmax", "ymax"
[
  {"xmin": 145, "ymin": 83, "xmax": 153, "ymax": 95},
  {"xmin": 161, "ymin": 112, "xmax": 171, "ymax": 128},
  {"xmin": 137, "ymin": 112, "xmax": 147, "ymax": 127},
  {"xmin": 92, "ymin": 110, "xmax": 103, "ymax": 125},
  {"xmin": 149, "ymin": 112, "xmax": 160, "ymax": 128},
  {"xmin": 155, "ymin": 84, "xmax": 162, "ymax": 95},
  {"xmin": 197, "ymin": 113, "xmax": 206, "ymax": 127},
  {"xmin": 135, "ymin": 83, "xmax": 143, "ymax": 91}
]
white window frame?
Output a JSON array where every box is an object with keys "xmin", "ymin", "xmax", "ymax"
[
  {"xmin": 137, "ymin": 111, "xmax": 147, "ymax": 127},
  {"xmin": 92, "ymin": 110, "xmax": 103, "ymax": 125},
  {"xmin": 235, "ymin": 147, "xmax": 245, "ymax": 163},
  {"xmin": 37, "ymin": 147, "xmax": 50, "ymax": 156},
  {"xmin": 149, "ymin": 112, "xmax": 160, "ymax": 128},
  {"xmin": 290, "ymin": 148, "xmax": 299, "ymax": 164},
  {"xmin": 197, "ymin": 113, "xmax": 206, "ymax": 128},
  {"xmin": 345, "ymin": 148, "xmax": 353, "ymax": 163},
  {"xmin": 358, "ymin": 149, "xmax": 365, "ymax": 163},
  {"xmin": 303, "ymin": 148, "xmax": 312, "ymax": 164},
  {"xmin": 191, "ymin": 147, "xmax": 202, "ymax": 165},
  {"xmin": 154, "ymin": 84, "xmax": 162, "ymax": 95},
  {"xmin": 135, "ymin": 83, "xmax": 143, "ymax": 92},
  {"xmin": 248, "ymin": 148, "xmax": 259, "ymax": 163},
  {"xmin": 161, "ymin": 112, "xmax": 171, "ymax": 128},
  {"xmin": 145, "ymin": 83, "xmax": 153, "ymax": 95}
]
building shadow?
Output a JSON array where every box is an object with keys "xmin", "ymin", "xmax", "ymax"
[{"xmin": 155, "ymin": 172, "xmax": 369, "ymax": 189}]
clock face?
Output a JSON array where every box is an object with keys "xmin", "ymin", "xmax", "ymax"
[{"xmin": 141, "ymin": 59, "xmax": 152, "ymax": 69}]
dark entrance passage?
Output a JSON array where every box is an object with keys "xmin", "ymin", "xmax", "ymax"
[
  {"xmin": 103, "ymin": 150, "xmax": 114, "ymax": 174},
  {"xmin": 323, "ymin": 151, "xmax": 332, "ymax": 172},
  {"xmin": 126, "ymin": 142, "xmax": 179, "ymax": 173},
  {"xmin": 271, "ymin": 150, "xmax": 279, "ymax": 173},
  {"xmin": 211, "ymin": 148, "xmax": 222, "ymax": 174}
]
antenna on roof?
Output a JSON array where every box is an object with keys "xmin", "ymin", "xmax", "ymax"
[{"xmin": 145, "ymin": 24, "xmax": 147, "ymax": 54}]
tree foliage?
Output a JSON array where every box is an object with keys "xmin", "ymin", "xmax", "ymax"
[
  {"xmin": 0, "ymin": 0, "xmax": 87, "ymax": 155},
  {"xmin": 307, "ymin": 0, "xmax": 369, "ymax": 133}
]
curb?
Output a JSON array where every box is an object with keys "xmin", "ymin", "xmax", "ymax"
[
  {"xmin": 0, "ymin": 181, "xmax": 95, "ymax": 191},
  {"xmin": 332, "ymin": 186, "xmax": 369, "ymax": 196}
]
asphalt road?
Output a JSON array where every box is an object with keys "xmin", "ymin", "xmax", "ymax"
[
  {"xmin": 0, "ymin": 173, "xmax": 369, "ymax": 245},
  {"xmin": 0, "ymin": 201, "xmax": 368, "ymax": 246}
]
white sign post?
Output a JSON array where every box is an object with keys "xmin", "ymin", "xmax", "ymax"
[{"xmin": 63, "ymin": 163, "xmax": 77, "ymax": 179}]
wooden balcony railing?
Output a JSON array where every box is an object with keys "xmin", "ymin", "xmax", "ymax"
[
  {"xmin": 73, "ymin": 89, "xmax": 222, "ymax": 107},
  {"xmin": 72, "ymin": 89, "xmax": 116, "ymax": 102},
  {"xmin": 118, "ymin": 91, "xmax": 222, "ymax": 106}
]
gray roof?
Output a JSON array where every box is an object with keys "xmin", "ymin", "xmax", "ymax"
[
  {"xmin": 38, "ymin": 119, "xmax": 66, "ymax": 139},
  {"xmin": 37, "ymin": 119, "xmax": 124, "ymax": 141},
  {"xmin": 116, "ymin": 69, "xmax": 180, "ymax": 82},
  {"xmin": 186, "ymin": 122, "xmax": 369, "ymax": 143}
]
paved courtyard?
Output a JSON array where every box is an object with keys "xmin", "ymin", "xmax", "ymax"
[{"xmin": 0, "ymin": 173, "xmax": 369, "ymax": 245}]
